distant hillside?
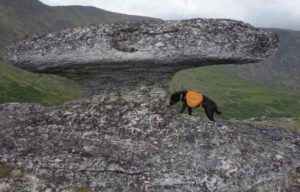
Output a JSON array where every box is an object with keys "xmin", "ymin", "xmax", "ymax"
[
  {"xmin": 0, "ymin": 0, "xmax": 158, "ymax": 54},
  {"xmin": 224, "ymin": 29, "xmax": 300, "ymax": 91},
  {"xmin": 169, "ymin": 66, "xmax": 300, "ymax": 120},
  {"xmin": 170, "ymin": 29, "xmax": 300, "ymax": 121},
  {"xmin": 0, "ymin": 0, "xmax": 157, "ymax": 105},
  {"xmin": 0, "ymin": 59, "xmax": 81, "ymax": 106}
]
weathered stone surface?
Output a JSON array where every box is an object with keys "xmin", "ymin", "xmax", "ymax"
[
  {"xmin": 0, "ymin": 17, "xmax": 290, "ymax": 192},
  {"xmin": 1, "ymin": 90, "xmax": 300, "ymax": 192},
  {"xmin": 4, "ymin": 18, "xmax": 279, "ymax": 93}
]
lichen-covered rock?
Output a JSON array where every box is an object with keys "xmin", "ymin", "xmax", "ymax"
[
  {"xmin": 4, "ymin": 18, "xmax": 279, "ymax": 92},
  {"xmin": 1, "ymin": 91, "xmax": 299, "ymax": 192}
]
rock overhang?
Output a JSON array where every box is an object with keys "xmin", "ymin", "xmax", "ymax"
[
  {"xmin": 3, "ymin": 18, "xmax": 280, "ymax": 95},
  {"xmin": 5, "ymin": 18, "xmax": 279, "ymax": 73}
]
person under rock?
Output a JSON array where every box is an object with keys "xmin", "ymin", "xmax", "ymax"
[{"xmin": 170, "ymin": 90, "xmax": 221, "ymax": 121}]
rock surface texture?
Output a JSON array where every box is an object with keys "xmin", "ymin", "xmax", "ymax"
[
  {"xmin": 0, "ymin": 91, "xmax": 300, "ymax": 192},
  {"xmin": 4, "ymin": 19, "xmax": 279, "ymax": 94},
  {"xmin": 2, "ymin": 18, "xmax": 294, "ymax": 192}
]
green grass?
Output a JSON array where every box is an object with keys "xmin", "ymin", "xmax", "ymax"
[
  {"xmin": 0, "ymin": 60, "xmax": 82, "ymax": 106},
  {"xmin": 169, "ymin": 66, "xmax": 300, "ymax": 120}
]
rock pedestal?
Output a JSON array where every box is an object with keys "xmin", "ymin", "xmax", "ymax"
[
  {"xmin": 1, "ymin": 18, "xmax": 294, "ymax": 192},
  {"xmin": 4, "ymin": 18, "xmax": 279, "ymax": 95}
]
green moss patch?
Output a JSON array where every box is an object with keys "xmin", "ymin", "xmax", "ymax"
[
  {"xmin": 0, "ymin": 163, "xmax": 15, "ymax": 178},
  {"xmin": 74, "ymin": 187, "xmax": 91, "ymax": 192}
]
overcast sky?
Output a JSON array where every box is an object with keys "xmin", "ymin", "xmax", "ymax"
[{"xmin": 40, "ymin": 0, "xmax": 300, "ymax": 30}]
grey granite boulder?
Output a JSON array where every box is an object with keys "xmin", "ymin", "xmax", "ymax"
[
  {"xmin": 0, "ymin": 91, "xmax": 300, "ymax": 191},
  {"xmin": 5, "ymin": 18, "xmax": 279, "ymax": 72},
  {"xmin": 4, "ymin": 18, "xmax": 279, "ymax": 93}
]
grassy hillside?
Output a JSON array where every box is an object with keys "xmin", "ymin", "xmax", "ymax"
[
  {"xmin": 0, "ymin": 59, "xmax": 81, "ymax": 106},
  {"xmin": 169, "ymin": 66, "xmax": 300, "ymax": 120},
  {"xmin": 0, "ymin": 0, "xmax": 156, "ymax": 106},
  {"xmin": 224, "ymin": 29, "xmax": 300, "ymax": 92},
  {"xmin": 0, "ymin": 0, "xmax": 157, "ymax": 55}
]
